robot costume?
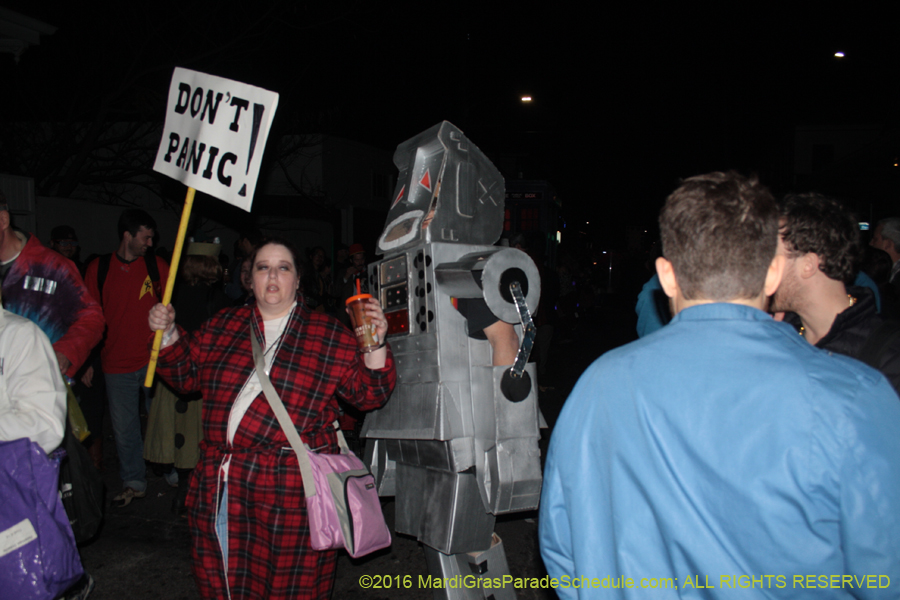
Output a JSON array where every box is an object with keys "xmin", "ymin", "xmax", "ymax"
[{"xmin": 363, "ymin": 121, "xmax": 544, "ymax": 599}]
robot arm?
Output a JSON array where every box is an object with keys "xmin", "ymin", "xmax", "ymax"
[
  {"xmin": 483, "ymin": 320, "xmax": 518, "ymax": 367},
  {"xmin": 500, "ymin": 280, "xmax": 537, "ymax": 402},
  {"xmin": 435, "ymin": 247, "xmax": 540, "ymax": 401}
]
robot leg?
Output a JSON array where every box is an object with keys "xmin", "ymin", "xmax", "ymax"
[{"xmin": 422, "ymin": 534, "xmax": 516, "ymax": 600}]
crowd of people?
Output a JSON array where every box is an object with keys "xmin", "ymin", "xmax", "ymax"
[
  {"xmin": 541, "ymin": 172, "xmax": 900, "ymax": 598},
  {"xmin": 3, "ymin": 172, "xmax": 900, "ymax": 599},
  {"xmin": 0, "ymin": 195, "xmax": 396, "ymax": 599}
]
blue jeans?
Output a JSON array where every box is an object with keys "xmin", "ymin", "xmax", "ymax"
[
  {"xmin": 105, "ymin": 366, "xmax": 152, "ymax": 492},
  {"xmin": 216, "ymin": 484, "xmax": 229, "ymax": 573}
]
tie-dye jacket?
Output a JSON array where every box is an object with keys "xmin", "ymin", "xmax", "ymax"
[{"xmin": 1, "ymin": 231, "xmax": 104, "ymax": 377}]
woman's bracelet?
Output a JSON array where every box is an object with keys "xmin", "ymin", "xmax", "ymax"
[{"xmin": 361, "ymin": 339, "xmax": 387, "ymax": 352}]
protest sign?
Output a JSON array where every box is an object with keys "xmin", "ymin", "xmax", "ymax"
[
  {"xmin": 146, "ymin": 68, "xmax": 279, "ymax": 386},
  {"xmin": 153, "ymin": 67, "xmax": 280, "ymax": 211}
]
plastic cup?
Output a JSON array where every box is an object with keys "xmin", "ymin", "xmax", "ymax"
[{"xmin": 346, "ymin": 293, "xmax": 380, "ymax": 353}]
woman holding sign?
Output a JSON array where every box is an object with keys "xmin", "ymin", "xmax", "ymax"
[{"xmin": 148, "ymin": 238, "xmax": 395, "ymax": 600}]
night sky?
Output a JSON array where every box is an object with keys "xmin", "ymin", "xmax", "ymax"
[{"xmin": 3, "ymin": 2, "xmax": 898, "ymax": 243}]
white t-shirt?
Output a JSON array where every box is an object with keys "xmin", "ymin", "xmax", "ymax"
[{"xmin": 221, "ymin": 303, "xmax": 294, "ymax": 479}]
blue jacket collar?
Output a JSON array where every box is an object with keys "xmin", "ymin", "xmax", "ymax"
[{"xmin": 672, "ymin": 302, "xmax": 771, "ymax": 323}]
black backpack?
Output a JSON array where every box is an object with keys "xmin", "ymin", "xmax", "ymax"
[{"xmin": 59, "ymin": 420, "xmax": 105, "ymax": 545}]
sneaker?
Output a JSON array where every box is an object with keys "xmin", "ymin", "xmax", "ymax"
[
  {"xmin": 164, "ymin": 469, "xmax": 179, "ymax": 488},
  {"xmin": 113, "ymin": 487, "xmax": 146, "ymax": 507},
  {"xmin": 64, "ymin": 573, "xmax": 95, "ymax": 600}
]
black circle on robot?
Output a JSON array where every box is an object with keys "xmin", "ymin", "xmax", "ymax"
[
  {"xmin": 501, "ymin": 370, "xmax": 531, "ymax": 403},
  {"xmin": 499, "ymin": 268, "xmax": 528, "ymax": 302}
]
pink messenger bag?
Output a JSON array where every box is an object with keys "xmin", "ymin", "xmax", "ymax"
[{"xmin": 251, "ymin": 331, "xmax": 391, "ymax": 557}]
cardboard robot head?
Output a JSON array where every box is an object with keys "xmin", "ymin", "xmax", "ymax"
[{"xmin": 376, "ymin": 121, "xmax": 505, "ymax": 255}]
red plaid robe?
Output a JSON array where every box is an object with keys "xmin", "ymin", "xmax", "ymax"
[{"xmin": 156, "ymin": 302, "xmax": 395, "ymax": 600}]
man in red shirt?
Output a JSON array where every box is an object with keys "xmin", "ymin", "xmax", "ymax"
[{"xmin": 85, "ymin": 209, "xmax": 169, "ymax": 505}]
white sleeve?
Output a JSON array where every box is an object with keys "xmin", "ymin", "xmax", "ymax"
[{"xmin": 0, "ymin": 317, "xmax": 67, "ymax": 454}]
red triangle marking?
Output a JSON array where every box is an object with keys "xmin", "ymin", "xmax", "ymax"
[
  {"xmin": 419, "ymin": 169, "xmax": 432, "ymax": 192},
  {"xmin": 392, "ymin": 184, "xmax": 406, "ymax": 208}
]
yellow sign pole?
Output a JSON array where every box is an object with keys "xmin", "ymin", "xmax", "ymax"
[{"xmin": 144, "ymin": 186, "xmax": 196, "ymax": 387}]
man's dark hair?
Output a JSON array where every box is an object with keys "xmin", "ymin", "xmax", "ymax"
[
  {"xmin": 779, "ymin": 193, "xmax": 860, "ymax": 285},
  {"xmin": 117, "ymin": 209, "xmax": 157, "ymax": 240},
  {"xmin": 51, "ymin": 225, "xmax": 77, "ymax": 241},
  {"xmin": 659, "ymin": 171, "xmax": 779, "ymax": 301}
]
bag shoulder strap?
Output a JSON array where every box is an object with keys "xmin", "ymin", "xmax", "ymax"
[
  {"xmin": 144, "ymin": 251, "xmax": 160, "ymax": 283},
  {"xmin": 251, "ymin": 330, "xmax": 353, "ymax": 498},
  {"xmin": 96, "ymin": 254, "xmax": 112, "ymax": 303}
]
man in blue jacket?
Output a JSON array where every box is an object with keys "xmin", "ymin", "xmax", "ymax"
[{"xmin": 540, "ymin": 171, "xmax": 900, "ymax": 599}]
